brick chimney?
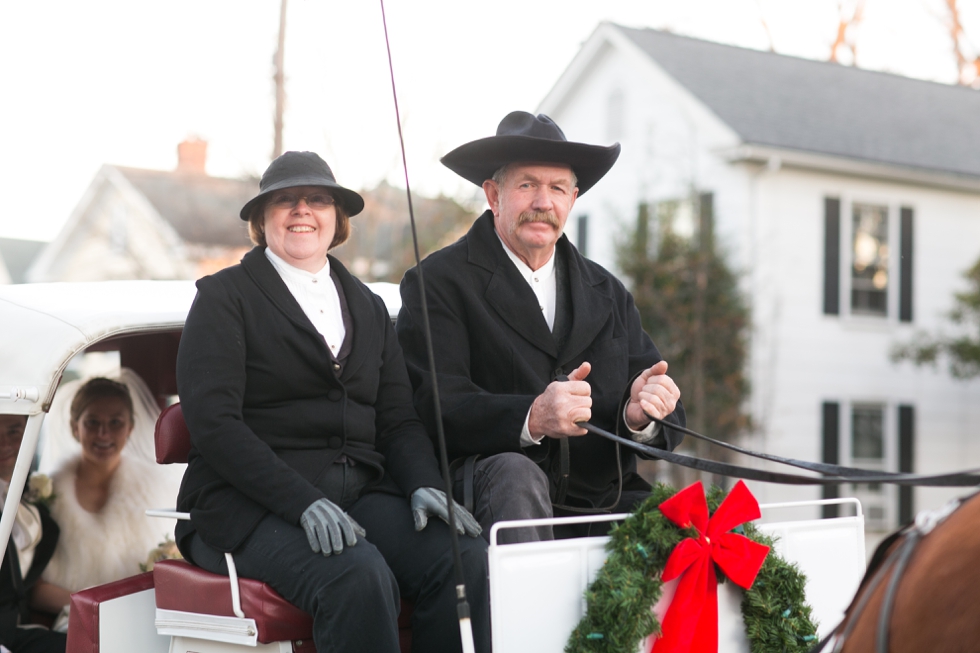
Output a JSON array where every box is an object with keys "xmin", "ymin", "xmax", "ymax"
[{"xmin": 176, "ymin": 138, "xmax": 208, "ymax": 174}]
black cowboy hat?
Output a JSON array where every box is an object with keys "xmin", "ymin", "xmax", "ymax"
[
  {"xmin": 440, "ymin": 111, "xmax": 621, "ymax": 196},
  {"xmin": 239, "ymin": 151, "xmax": 365, "ymax": 220}
]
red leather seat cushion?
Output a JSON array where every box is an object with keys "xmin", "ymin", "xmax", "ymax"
[
  {"xmin": 155, "ymin": 403, "xmax": 191, "ymax": 464},
  {"xmin": 155, "ymin": 560, "xmax": 414, "ymax": 650},
  {"xmin": 154, "ymin": 559, "xmax": 312, "ymax": 643},
  {"xmin": 67, "ymin": 572, "xmax": 155, "ymax": 653}
]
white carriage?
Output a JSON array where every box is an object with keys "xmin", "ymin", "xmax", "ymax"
[{"xmin": 0, "ymin": 281, "xmax": 865, "ymax": 652}]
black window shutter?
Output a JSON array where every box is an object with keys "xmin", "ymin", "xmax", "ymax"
[
  {"xmin": 898, "ymin": 405, "xmax": 915, "ymax": 524},
  {"xmin": 824, "ymin": 198, "xmax": 841, "ymax": 315},
  {"xmin": 822, "ymin": 401, "xmax": 840, "ymax": 518},
  {"xmin": 899, "ymin": 207, "xmax": 914, "ymax": 322},
  {"xmin": 699, "ymin": 192, "xmax": 714, "ymax": 254},
  {"xmin": 577, "ymin": 214, "xmax": 589, "ymax": 258}
]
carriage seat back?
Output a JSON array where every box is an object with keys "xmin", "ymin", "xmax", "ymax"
[{"xmin": 155, "ymin": 403, "xmax": 191, "ymax": 464}]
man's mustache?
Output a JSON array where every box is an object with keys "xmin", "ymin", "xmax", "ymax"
[{"xmin": 514, "ymin": 211, "xmax": 560, "ymax": 230}]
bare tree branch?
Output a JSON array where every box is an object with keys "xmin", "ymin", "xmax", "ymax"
[
  {"xmin": 829, "ymin": 0, "xmax": 866, "ymax": 64},
  {"xmin": 943, "ymin": 0, "xmax": 979, "ymax": 85},
  {"xmin": 755, "ymin": 0, "xmax": 776, "ymax": 52}
]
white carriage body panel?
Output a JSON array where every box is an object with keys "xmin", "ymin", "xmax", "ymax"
[
  {"xmin": 168, "ymin": 636, "xmax": 291, "ymax": 653},
  {"xmin": 489, "ymin": 501, "xmax": 865, "ymax": 652},
  {"xmin": 98, "ymin": 588, "xmax": 170, "ymax": 653},
  {"xmin": 758, "ymin": 501, "xmax": 866, "ymax": 637}
]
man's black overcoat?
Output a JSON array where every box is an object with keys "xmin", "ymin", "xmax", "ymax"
[
  {"xmin": 175, "ymin": 248, "xmax": 443, "ymax": 553},
  {"xmin": 397, "ymin": 211, "xmax": 685, "ymax": 506}
]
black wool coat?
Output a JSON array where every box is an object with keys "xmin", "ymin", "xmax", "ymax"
[
  {"xmin": 397, "ymin": 211, "xmax": 685, "ymax": 506},
  {"xmin": 175, "ymin": 248, "xmax": 443, "ymax": 553}
]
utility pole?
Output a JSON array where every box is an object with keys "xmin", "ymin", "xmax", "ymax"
[{"xmin": 273, "ymin": 0, "xmax": 288, "ymax": 159}]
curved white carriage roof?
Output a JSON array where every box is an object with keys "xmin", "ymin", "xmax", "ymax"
[
  {"xmin": 0, "ymin": 279, "xmax": 402, "ymax": 416},
  {"xmin": 0, "ymin": 281, "xmax": 198, "ymax": 416}
]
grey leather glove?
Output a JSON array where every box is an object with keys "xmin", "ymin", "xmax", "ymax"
[
  {"xmin": 300, "ymin": 498, "xmax": 366, "ymax": 556},
  {"xmin": 411, "ymin": 487, "xmax": 482, "ymax": 538}
]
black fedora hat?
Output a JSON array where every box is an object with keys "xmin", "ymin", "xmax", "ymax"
[
  {"xmin": 440, "ymin": 111, "xmax": 621, "ymax": 195},
  {"xmin": 239, "ymin": 151, "xmax": 365, "ymax": 220}
]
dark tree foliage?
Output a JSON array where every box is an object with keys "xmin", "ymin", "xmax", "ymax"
[
  {"xmin": 892, "ymin": 255, "xmax": 980, "ymax": 379},
  {"xmin": 617, "ymin": 199, "xmax": 750, "ymax": 442},
  {"xmin": 332, "ymin": 181, "xmax": 477, "ymax": 283}
]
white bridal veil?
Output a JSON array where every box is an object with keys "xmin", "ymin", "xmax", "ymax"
[{"xmin": 38, "ymin": 368, "xmax": 183, "ymax": 482}]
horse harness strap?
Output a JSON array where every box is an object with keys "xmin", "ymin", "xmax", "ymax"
[{"xmin": 874, "ymin": 530, "xmax": 920, "ymax": 653}]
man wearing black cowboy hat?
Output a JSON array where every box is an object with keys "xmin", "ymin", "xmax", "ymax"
[{"xmin": 397, "ymin": 112, "xmax": 686, "ymax": 542}]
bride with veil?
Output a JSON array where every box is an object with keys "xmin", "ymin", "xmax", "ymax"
[{"xmin": 33, "ymin": 369, "xmax": 183, "ymax": 621}]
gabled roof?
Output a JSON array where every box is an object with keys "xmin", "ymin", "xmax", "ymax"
[
  {"xmin": 615, "ymin": 25, "xmax": 980, "ymax": 180},
  {"xmin": 115, "ymin": 167, "xmax": 256, "ymax": 247},
  {"xmin": 0, "ymin": 238, "xmax": 45, "ymax": 283}
]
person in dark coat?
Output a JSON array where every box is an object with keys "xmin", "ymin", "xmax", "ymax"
[
  {"xmin": 175, "ymin": 152, "xmax": 488, "ymax": 653},
  {"xmin": 0, "ymin": 414, "xmax": 65, "ymax": 653},
  {"xmin": 397, "ymin": 112, "xmax": 686, "ymax": 543}
]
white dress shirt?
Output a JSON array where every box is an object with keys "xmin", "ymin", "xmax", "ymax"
[
  {"xmin": 265, "ymin": 249, "xmax": 346, "ymax": 356},
  {"xmin": 496, "ymin": 232, "xmax": 557, "ymax": 330},
  {"xmin": 491, "ymin": 232, "xmax": 661, "ymax": 447},
  {"xmin": 0, "ymin": 478, "xmax": 42, "ymax": 573}
]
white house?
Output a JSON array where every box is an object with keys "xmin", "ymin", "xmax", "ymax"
[
  {"xmin": 26, "ymin": 140, "xmax": 257, "ymax": 283},
  {"xmin": 538, "ymin": 23, "xmax": 980, "ymax": 532},
  {"xmin": 27, "ymin": 141, "xmax": 475, "ymax": 287}
]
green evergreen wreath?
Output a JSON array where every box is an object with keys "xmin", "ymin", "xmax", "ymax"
[{"xmin": 566, "ymin": 484, "xmax": 818, "ymax": 653}]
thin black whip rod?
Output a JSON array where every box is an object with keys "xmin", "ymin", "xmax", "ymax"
[{"xmin": 377, "ymin": 3, "xmax": 475, "ymax": 651}]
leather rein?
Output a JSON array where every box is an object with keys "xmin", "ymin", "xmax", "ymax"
[{"xmin": 581, "ymin": 417, "xmax": 980, "ymax": 487}]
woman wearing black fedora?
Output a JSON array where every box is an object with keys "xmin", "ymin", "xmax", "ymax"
[{"xmin": 173, "ymin": 151, "xmax": 489, "ymax": 653}]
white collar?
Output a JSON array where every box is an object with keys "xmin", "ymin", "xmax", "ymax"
[
  {"xmin": 494, "ymin": 230, "xmax": 556, "ymax": 280},
  {"xmin": 265, "ymin": 248, "xmax": 331, "ymax": 281}
]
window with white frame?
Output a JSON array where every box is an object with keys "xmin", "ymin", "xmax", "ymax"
[
  {"xmin": 850, "ymin": 203, "xmax": 889, "ymax": 316},
  {"xmin": 848, "ymin": 402, "xmax": 893, "ymax": 529},
  {"xmin": 823, "ymin": 197, "xmax": 914, "ymax": 322},
  {"xmin": 822, "ymin": 400, "xmax": 915, "ymax": 527}
]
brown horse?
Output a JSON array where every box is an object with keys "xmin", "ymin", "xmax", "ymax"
[{"xmin": 830, "ymin": 490, "xmax": 980, "ymax": 653}]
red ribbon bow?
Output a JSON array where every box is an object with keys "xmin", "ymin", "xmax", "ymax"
[{"xmin": 650, "ymin": 480, "xmax": 770, "ymax": 653}]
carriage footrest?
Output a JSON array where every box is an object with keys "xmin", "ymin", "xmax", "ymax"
[{"xmin": 156, "ymin": 608, "xmax": 259, "ymax": 646}]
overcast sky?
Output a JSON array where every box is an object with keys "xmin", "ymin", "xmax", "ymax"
[{"xmin": 0, "ymin": 0, "xmax": 976, "ymax": 241}]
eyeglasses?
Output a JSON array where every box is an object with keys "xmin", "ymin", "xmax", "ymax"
[{"xmin": 268, "ymin": 192, "xmax": 337, "ymax": 210}]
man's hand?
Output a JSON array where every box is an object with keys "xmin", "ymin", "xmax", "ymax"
[
  {"xmin": 625, "ymin": 361, "xmax": 680, "ymax": 431},
  {"xmin": 301, "ymin": 498, "xmax": 366, "ymax": 556},
  {"xmin": 411, "ymin": 487, "xmax": 482, "ymax": 538},
  {"xmin": 528, "ymin": 362, "xmax": 592, "ymax": 439}
]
